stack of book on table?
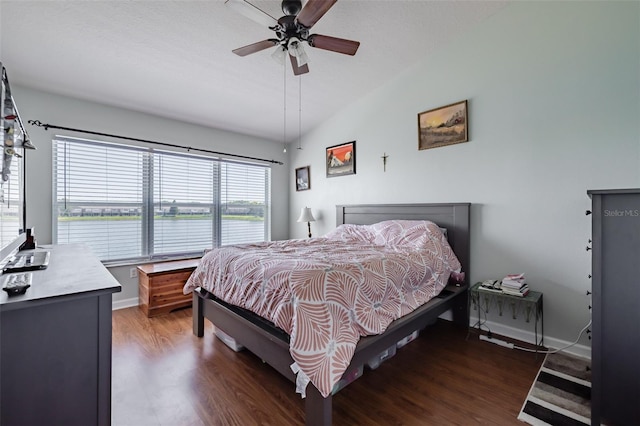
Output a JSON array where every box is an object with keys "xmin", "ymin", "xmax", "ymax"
[
  {"xmin": 500, "ymin": 273, "xmax": 529, "ymax": 297},
  {"xmin": 478, "ymin": 274, "xmax": 530, "ymax": 297}
]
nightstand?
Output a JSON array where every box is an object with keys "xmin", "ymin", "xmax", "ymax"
[{"xmin": 469, "ymin": 282, "xmax": 544, "ymax": 349}]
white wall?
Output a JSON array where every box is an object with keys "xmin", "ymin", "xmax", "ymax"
[
  {"xmin": 13, "ymin": 86, "xmax": 290, "ymax": 302},
  {"xmin": 289, "ymin": 1, "xmax": 640, "ymax": 346}
]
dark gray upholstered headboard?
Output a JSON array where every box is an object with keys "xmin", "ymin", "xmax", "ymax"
[{"xmin": 336, "ymin": 203, "xmax": 471, "ymax": 286}]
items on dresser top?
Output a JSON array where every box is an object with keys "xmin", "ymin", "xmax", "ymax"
[
  {"xmin": 1, "ymin": 272, "xmax": 32, "ymax": 296},
  {"xmin": 1, "ymin": 248, "xmax": 52, "ymax": 297},
  {"xmin": 2, "ymin": 250, "xmax": 50, "ymax": 273}
]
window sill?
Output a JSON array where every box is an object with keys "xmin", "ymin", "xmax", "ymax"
[{"xmin": 103, "ymin": 254, "xmax": 203, "ymax": 269}]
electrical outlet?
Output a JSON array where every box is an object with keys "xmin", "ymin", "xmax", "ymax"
[{"xmin": 129, "ymin": 267, "xmax": 138, "ymax": 279}]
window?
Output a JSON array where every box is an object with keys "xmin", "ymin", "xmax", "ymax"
[{"xmin": 53, "ymin": 137, "xmax": 271, "ymax": 263}]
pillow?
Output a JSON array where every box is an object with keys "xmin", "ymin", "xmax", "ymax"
[
  {"xmin": 370, "ymin": 220, "xmax": 445, "ymax": 248},
  {"xmin": 323, "ymin": 224, "xmax": 376, "ymax": 243}
]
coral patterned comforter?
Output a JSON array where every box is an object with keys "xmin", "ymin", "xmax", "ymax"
[{"xmin": 183, "ymin": 220, "xmax": 461, "ymax": 398}]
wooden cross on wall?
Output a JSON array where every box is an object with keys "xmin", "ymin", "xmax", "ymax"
[{"xmin": 381, "ymin": 152, "xmax": 388, "ymax": 172}]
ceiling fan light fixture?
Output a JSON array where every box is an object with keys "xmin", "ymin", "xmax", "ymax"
[
  {"xmin": 271, "ymin": 45, "xmax": 287, "ymax": 65},
  {"xmin": 288, "ymin": 38, "xmax": 308, "ymax": 66},
  {"xmin": 296, "ymin": 47, "xmax": 309, "ymax": 67}
]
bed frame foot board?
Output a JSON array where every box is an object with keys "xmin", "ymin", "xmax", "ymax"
[
  {"xmin": 449, "ymin": 289, "xmax": 469, "ymax": 327},
  {"xmin": 306, "ymin": 386, "xmax": 332, "ymax": 426},
  {"xmin": 193, "ymin": 290, "xmax": 205, "ymax": 337}
]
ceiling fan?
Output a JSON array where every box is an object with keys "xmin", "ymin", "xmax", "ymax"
[{"xmin": 226, "ymin": 0, "xmax": 360, "ymax": 75}]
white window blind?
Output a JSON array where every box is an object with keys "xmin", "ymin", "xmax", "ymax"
[{"xmin": 53, "ymin": 137, "xmax": 271, "ymax": 263}]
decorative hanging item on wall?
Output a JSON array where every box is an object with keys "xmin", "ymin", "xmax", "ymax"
[
  {"xmin": 1, "ymin": 62, "xmax": 35, "ymax": 194},
  {"xmin": 417, "ymin": 100, "xmax": 468, "ymax": 150},
  {"xmin": 326, "ymin": 141, "xmax": 355, "ymax": 178},
  {"xmin": 295, "ymin": 165, "xmax": 310, "ymax": 191},
  {"xmin": 381, "ymin": 152, "xmax": 388, "ymax": 172}
]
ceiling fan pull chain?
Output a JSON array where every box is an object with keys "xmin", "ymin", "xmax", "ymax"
[
  {"xmin": 283, "ymin": 61, "xmax": 287, "ymax": 153},
  {"xmin": 298, "ymin": 75, "xmax": 302, "ymax": 150}
]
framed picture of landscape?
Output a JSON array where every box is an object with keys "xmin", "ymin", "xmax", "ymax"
[
  {"xmin": 418, "ymin": 100, "xmax": 468, "ymax": 150},
  {"xmin": 326, "ymin": 141, "xmax": 356, "ymax": 178},
  {"xmin": 295, "ymin": 166, "xmax": 310, "ymax": 191}
]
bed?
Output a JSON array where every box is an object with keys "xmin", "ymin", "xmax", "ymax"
[{"xmin": 188, "ymin": 203, "xmax": 470, "ymax": 425}]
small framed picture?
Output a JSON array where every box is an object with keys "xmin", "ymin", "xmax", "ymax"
[
  {"xmin": 326, "ymin": 141, "xmax": 356, "ymax": 178},
  {"xmin": 295, "ymin": 166, "xmax": 310, "ymax": 191},
  {"xmin": 418, "ymin": 100, "xmax": 468, "ymax": 150}
]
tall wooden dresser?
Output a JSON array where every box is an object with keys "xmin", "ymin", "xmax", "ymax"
[
  {"xmin": 0, "ymin": 244, "xmax": 121, "ymax": 426},
  {"xmin": 588, "ymin": 188, "xmax": 640, "ymax": 425}
]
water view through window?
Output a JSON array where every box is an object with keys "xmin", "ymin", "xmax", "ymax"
[
  {"xmin": 57, "ymin": 216, "xmax": 265, "ymax": 261},
  {"xmin": 53, "ymin": 137, "xmax": 271, "ymax": 262}
]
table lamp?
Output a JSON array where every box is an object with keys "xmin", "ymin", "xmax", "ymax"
[{"xmin": 297, "ymin": 207, "xmax": 316, "ymax": 238}]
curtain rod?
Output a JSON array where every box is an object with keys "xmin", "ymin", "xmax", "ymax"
[{"xmin": 27, "ymin": 120, "xmax": 284, "ymax": 165}]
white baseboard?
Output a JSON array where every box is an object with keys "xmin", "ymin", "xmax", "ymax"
[
  {"xmin": 439, "ymin": 311, "xmax": 591, "ymax": 360},
  {"xmin": 112, "ymin": 297, "xmax": 139, "ymax": 311},
  {"xmin": 474, "ymin": 319, "xmax": 591, "ymax": 360}
]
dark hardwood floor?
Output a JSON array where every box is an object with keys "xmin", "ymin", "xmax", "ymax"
[{"xmin": 112, "ymin": 307, "xmax": 542, "ymax": 425}]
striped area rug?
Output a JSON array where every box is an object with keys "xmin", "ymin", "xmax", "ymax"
[{"xmin": 518, "ymin": 352, "xmax": 591, "ymax": 426}]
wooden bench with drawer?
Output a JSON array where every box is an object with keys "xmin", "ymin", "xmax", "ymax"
[{"xmin": 138, "ymin": 259, "xmax": 200, "ymax": 317}]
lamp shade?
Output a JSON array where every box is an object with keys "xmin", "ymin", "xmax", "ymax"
[
  {"xmin": 297, "ymin": 207, "xmax": 316, "ymax": 223},
  {"xmin": 288, "ymin": 38, "xmax": 309, "ymax": 66},
  {"xmin": 271, "ymin": 45, "xmax": 286, "ymax": 65}
]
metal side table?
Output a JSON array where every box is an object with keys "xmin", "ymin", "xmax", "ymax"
[{"xmin": 469, "ymin": 282, "xmax": 544, "ymax": 350}]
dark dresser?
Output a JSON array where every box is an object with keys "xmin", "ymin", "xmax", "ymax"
[
  {"xmin": 588, "ymin": 188, "xmax": 640, "ymax": 425},
  {"xmin": 0, "ymin": 244, "xmax": 121, "ymax": 426}
]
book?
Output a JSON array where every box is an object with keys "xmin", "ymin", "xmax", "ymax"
[
  {"xmin": 501, "ymin": 281, "xmax": 527, "ymax": 290},
  {"xmin": 501, "ymin": 272, "xmax": 526, "ymax": 289},
  {"xmin": 503, "ymin": 273, "xmax": 525, "ymax": 281},
  {"xmin": 502, "ymin": 285, "xmax": 530, "ymax": 297}
]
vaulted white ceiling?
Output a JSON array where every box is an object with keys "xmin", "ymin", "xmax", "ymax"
[{"xmin": 0, "ymin": 1, "xmax": 507, "ymax": 143}]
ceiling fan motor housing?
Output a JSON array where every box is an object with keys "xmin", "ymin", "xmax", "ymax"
[
  {"xmin": 281, "ymin": 0, "xmax": 302, "ymax": 16},
  {"xmin": 276, "ymin": 15, "xmax": 309, "ymax": 47}
]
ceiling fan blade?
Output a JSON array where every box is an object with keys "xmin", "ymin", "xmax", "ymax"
[
  {"xmin": 225, "ymin": 0, "xmax": 278, "ymax": 28},
  {"xmin": 296, "ymin": 0, "xmax": 337, "ymax": 28},
  {"xmin": 308, "ymin": 34, "xmax": 360, "ymax": 56},
  {"xmin": 289, "ymin": 54, "xmax": 309, "ymax": 76},
  {"xmin": 232, "ymin": 39, "xmax": 278, "ymax": 56}
]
